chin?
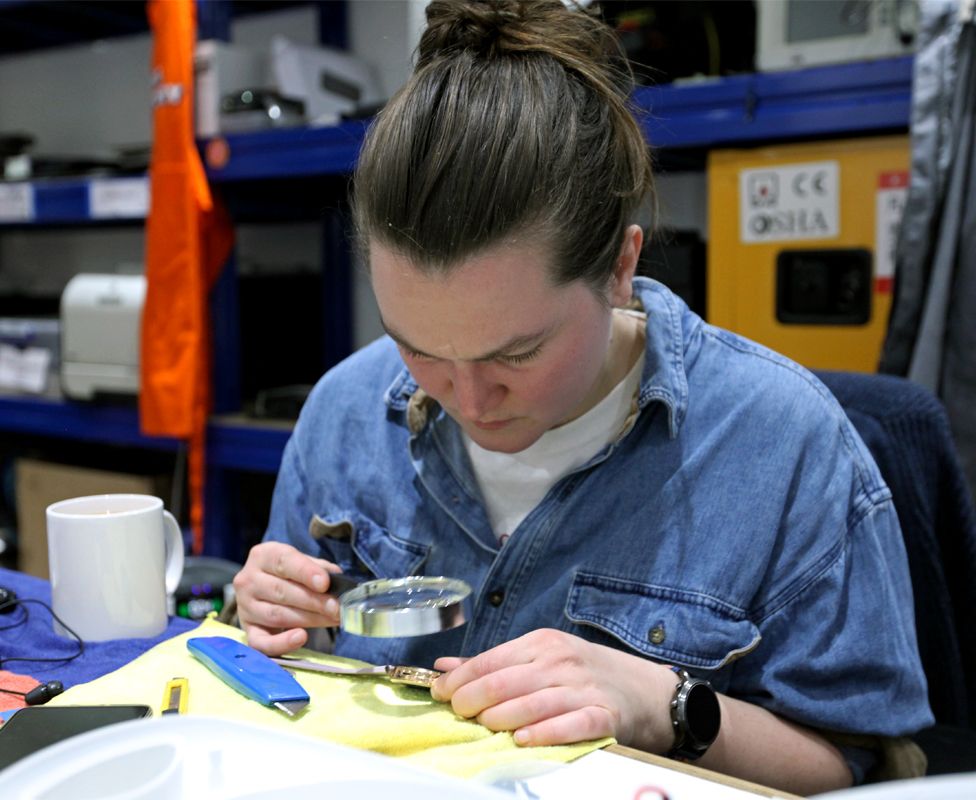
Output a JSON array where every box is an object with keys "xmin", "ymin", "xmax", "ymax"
[{"xmin": 465, "ymin": 424, "xmax": 544, "ymax": 454}]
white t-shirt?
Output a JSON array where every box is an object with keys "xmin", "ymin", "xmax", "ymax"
[{"xmin": 465, "ymin": 342, "xmax": 645, "ymax": 543}]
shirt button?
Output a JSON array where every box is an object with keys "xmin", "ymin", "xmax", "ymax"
[
  {"xmin": 648, "ymin": 625, "xmax": 666, "ymax": 644},
  {"xmin": 488, "ymin": 590, "xmax": 505, "ymax": 607}
]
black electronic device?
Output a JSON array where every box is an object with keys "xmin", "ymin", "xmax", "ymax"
[
  {"xmin": 776, "ymin": 248, "xmax": 872, "ymax": 325},
  {"xmin": 174, "ymin": 556, "xmax": 241, "ymax": 620},
  {"xmin": 668, "ymin": 668, "xmax": 721, "ymax": 761},
  {"xmin": 0, "ymin": 705, "xmax": 152, "ymax": 771},
  {"xmin": 0, "ymin": 585, "xmax": 16, "ymax": 613}
]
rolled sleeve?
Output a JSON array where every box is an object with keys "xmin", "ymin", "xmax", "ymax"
[{"xmin": 736, "ymin": 496, "xmax": 933, "ymax": 736}]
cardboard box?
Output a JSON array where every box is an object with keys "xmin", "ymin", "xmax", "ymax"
[{"xmin": 15, "ymin": 458, "xmax": 170, "ymax": 579}]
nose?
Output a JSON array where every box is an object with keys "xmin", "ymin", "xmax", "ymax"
[{"xmin": 450, "ymin": 362, "xmax": 504, "ymax": 420}]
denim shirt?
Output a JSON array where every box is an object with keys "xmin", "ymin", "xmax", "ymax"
[{"xmin": 265, "ymin": 277, "xmax": 933, "ymax": 739}]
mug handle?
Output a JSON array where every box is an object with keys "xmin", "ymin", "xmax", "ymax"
[{"xmin": 162, "ymin": 510, "xmax": 185, "ymax": 597}]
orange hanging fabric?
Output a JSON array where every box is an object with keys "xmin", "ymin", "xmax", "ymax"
[{"xmin": 143, "ymin": 0, "xmax": 234, "ymax": 553}]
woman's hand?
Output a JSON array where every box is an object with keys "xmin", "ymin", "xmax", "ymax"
[
  {"xmin": 430, "ymin": 628, "xmax": 677, "ymax": 750},
  {"xmin": 432, "ymin": 629, "xmax": 854, "ymax": 795},
  {"xmin": 233, "ymin": 541, "xmax": 344, "ymax": 656}
]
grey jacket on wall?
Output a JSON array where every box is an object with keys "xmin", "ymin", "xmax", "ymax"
[{"xmin": 880, "ymin": 0, "xmax": 976, "ymax": 501}]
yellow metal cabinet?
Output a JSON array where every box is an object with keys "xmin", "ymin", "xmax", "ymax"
[{"xmin": 707, "ymin": 135, "xmax": 910, "ymax": 372}]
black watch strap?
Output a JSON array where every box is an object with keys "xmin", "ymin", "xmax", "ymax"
[{"xmin": 667, "ymin": 667, "xmax": 721, "ymax": 761}]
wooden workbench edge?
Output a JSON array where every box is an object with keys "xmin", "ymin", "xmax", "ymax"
[{"xmin": 605, "ymin": 743, "xmax": 804, "ymax": 799}]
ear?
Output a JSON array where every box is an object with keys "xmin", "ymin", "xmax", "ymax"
[{"xmin": 609, "ymin": 224, "xmax": 643, "ymax": 307}]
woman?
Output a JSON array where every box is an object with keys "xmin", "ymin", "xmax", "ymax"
[{"xmin": 233, "ymin": 1, "xmax": 932, "ymax": 793}]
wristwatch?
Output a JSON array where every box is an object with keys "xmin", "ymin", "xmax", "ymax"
[{"xmin": 667, "ymin": 667, "xmax": 721, "ymax": 761}]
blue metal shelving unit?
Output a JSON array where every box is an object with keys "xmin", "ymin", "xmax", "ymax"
[
  {"xmin": 0, "ymin": 55, "xmax": 915, "ymax": 557},
  {"xmin": 0, "ymin": 397, "xmax": 290, "ymax": 474},
  {"xmin": 204, "ymin": 120, "xmax": 371, "ymax": 181},
  {"xmin": 199, "ymin": 57, "xmax": 913, "ymax": 183},
  {"xmin": 636, "ymin": 56, "xmax": 913, "ymax": 149},
  {"xmin": 0, "ymin": 176, "xmax": 148, "ymax": 226},
  {"xmin": 207, "ymin": 416, "xmax": 292, "ymax": 473},
  {"xmin": 0, "ymin": 396, "xmax": 177, "ymax": 450}
]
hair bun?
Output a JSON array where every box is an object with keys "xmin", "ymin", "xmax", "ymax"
[
  {"xmin": 416, "ymin": 1, "xmax": 629, "ymax": 102},
  {"xmin": 418, "ymin": 0, "xmax": 547, "ymax": 67}
]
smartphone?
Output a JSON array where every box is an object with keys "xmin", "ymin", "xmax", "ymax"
[{"xmin": 0, "ymin": 704, "xmax": 152, "ymax": 771}]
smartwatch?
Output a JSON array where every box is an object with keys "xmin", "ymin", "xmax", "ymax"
[{"xmin": 667, "ymin": 667, "xmax": 721, "ymax": 761}]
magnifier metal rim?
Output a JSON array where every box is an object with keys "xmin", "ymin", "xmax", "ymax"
[{"xmin": 339, "ymin": 576, "xmax": 471, "ymax": 638}]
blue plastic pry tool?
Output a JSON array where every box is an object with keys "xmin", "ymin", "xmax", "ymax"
[{"xmin": 187, "ymin": 636, "xmax": 310, "ymax": 716}]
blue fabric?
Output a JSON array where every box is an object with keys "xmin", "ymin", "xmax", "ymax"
[
  {"xmin": 815, "ymin": 370, "xmax": 976, "ymax": 729},
  {"xmin": 265, "ymin": 277, "xmax": 933, "ymax": 740},
  {"xmin": 0, "ymin": 567, "xmax": 197, "ymax": 688}
]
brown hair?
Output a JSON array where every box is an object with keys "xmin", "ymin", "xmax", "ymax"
[{"xmin": 351, "ymin": 0, "xmax": 654, "ymax": 295}]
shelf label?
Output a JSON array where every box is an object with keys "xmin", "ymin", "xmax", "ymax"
[
  {"xmin": 739, "ymin": 161, "xmax": 839, "ymax": 243},
  {"xmin": 0, "ymin": 183, "xmax": 35, "ymax": 222},
  {"xmin": 875, "ymin": 170, "xmax": 909, "ymax": 293},
  {"xmin": 88, "ymin": 176, "xmax": 149, "ymax": 219}
]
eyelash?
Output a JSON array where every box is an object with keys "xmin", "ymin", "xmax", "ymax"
[
  {"xmin": 497, "ymin": 346, "xmax": 542, "ymax": 365},
  {"xmin": 402, "ymin": 346, "xmax": 542, "ymax": 366}
]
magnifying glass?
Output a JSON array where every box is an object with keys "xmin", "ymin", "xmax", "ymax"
[{"xmin": 326, "ymin": 573, "xmax": 472, "ymax": 638}]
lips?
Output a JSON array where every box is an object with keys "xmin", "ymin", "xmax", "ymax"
[{"xmin": 473, "ymin": 418, "xmax": 513, "ymax": 431}]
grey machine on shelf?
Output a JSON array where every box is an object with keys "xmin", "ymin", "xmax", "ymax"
[{"xmin": 59, "ymin": 273, "xmax": 145, "ymax": 401}]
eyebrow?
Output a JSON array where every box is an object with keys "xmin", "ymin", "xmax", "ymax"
[{"xmin": 381, "ymin": 319, "xmax": 553, "ymax": 362}]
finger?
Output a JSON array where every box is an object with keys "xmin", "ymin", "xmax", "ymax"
[
  {"xmin": 242, "ymin": 623, "xmax": 309, "ymax": 657},
  {"xmin": 432, "ymin": 656, "xmax": 468, "ymax": 672},
  {"xmin": 255, "ymin": 543, "xmax": 335, "ymax": 593},
  {"xmin": 474, "ymin": 685, "xmax": 603, "ymax": 733},
  {"xmin": 432, "ymin": 639, "xmax": 536, "ymax": 702},
  {"xmin": 430, "ymin": 657, "xmax": 469, "ymax": 701},
  {"xmin": 238, "ymin": 597, "xmax": 338, "ymax": 631},
  {"xmin": 512, "ymin": 706, "xmax": 616, "ymax": 747},
  {"xmin": 444, "ymin": 662, "xmax": 551, "ymax": 718},
  {"xmin": 249, "ymin": 569, "xmax": 339, "ymax": 621}
]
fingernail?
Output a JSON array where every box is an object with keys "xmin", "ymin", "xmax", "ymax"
[
  {"xmin": 312, "ymin": 573, "xmax": 326, "ymax": 592},
  {"xmin": 324, "ymin": 597, "xmax": 339, "ymax": 618},
  {"xmin": 514, "ymin": 729, "xmax": 530, "ymax": 746},
  {"xmin": 289, "ymin": 630, "xmax": 304, "ymax": 647}
]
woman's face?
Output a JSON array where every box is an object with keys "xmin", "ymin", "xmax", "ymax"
[{"xmin": 370, "ymin": 236, "xmax": 634, "ymax": 453}]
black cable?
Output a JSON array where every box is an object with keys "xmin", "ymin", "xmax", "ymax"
[
  {"xmin": 0, "ymin": 594, "xmax": 85, "ymax": 669},
  {"xmin": 0, "ymin": 680, "xmax": 64, "ymax": 705}
]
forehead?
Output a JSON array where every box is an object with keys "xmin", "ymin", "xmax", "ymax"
[{"xmin": 369, "ymin": 240, "xmax": 576, "ymax": 358}]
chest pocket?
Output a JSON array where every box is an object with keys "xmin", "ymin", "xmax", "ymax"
[
  {"xmin": 309, "ymin": 513, "xmax": 429, "ymax": 580},
  {"xmin": 565, "ymin": 571, "xmax": 761, "ymax": 670}
]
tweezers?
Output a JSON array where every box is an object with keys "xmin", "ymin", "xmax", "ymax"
[{"xmin": 271, "ymin": 656, "xmax": 442, "ymax": 689}]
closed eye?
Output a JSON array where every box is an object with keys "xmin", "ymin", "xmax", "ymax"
[
  {"xmin": 399, "ymin": 343, "xmax": 543, "ymax": 365},
  {"xmin": 402, "ymin": 347, "xmax": 437, "ymax": 362},
  {"xmin": 496, "ymin": 345, "xmax": 542, "ymax": 366}
]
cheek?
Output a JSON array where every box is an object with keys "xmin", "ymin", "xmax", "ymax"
[
  {"xmin": 405, "ymin": 360, "xmax": 449, "ymax": 395},
  {"xmin": 535, "ymin": 329, "xmax": 610, "ymax": 398},
  {"xmin": 513, "ymin": 353, "xmax": 588, "ymax": 407}
]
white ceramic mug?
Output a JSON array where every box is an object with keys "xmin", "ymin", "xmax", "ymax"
[{"xmin": 46, "ymin": 494, "xmax": 184, "ymax": 641}]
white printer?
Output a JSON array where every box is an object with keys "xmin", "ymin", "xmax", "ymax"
[{"xmin": 60, "ymin": 273, "xmax": 146, "ymax": 400}]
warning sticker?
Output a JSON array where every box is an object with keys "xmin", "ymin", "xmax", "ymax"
[
  {"xmin": 739, "ymin": 161, "xmax": 839, "ymax": 244},
  {"xmin": 875, "ymin": 170, "xmax": 909, "ymax": 293}
]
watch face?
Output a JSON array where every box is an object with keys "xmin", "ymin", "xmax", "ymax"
[{"xmin": 685, "ymin": 681, "xmax": 721, "ymax": 744}]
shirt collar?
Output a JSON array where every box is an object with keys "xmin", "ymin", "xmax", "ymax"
[
  {"xmin": 631, "ymin": 276, "xmax": 689, "ymax": 439},
  {"xmin": 384, "ymin": 367, "xmax": 417, "ymax": 412},
  {"xmin": 383, "ymin": 276, "xmax": 691, "ymax": 439}
]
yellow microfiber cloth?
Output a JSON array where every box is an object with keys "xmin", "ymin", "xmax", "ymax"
[{"xmin": 48, "ymin": 617, "xmax": 612, "ymax": 777}]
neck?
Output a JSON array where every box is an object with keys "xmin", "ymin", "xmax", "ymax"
[{"xmin": 559, "ymin": 308, "xmax": 643, "ymax": 426}]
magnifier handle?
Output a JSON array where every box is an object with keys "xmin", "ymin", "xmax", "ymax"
[{"xmin": 326, "ymin": 572, "xmax": 365, "ymax": 597}]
